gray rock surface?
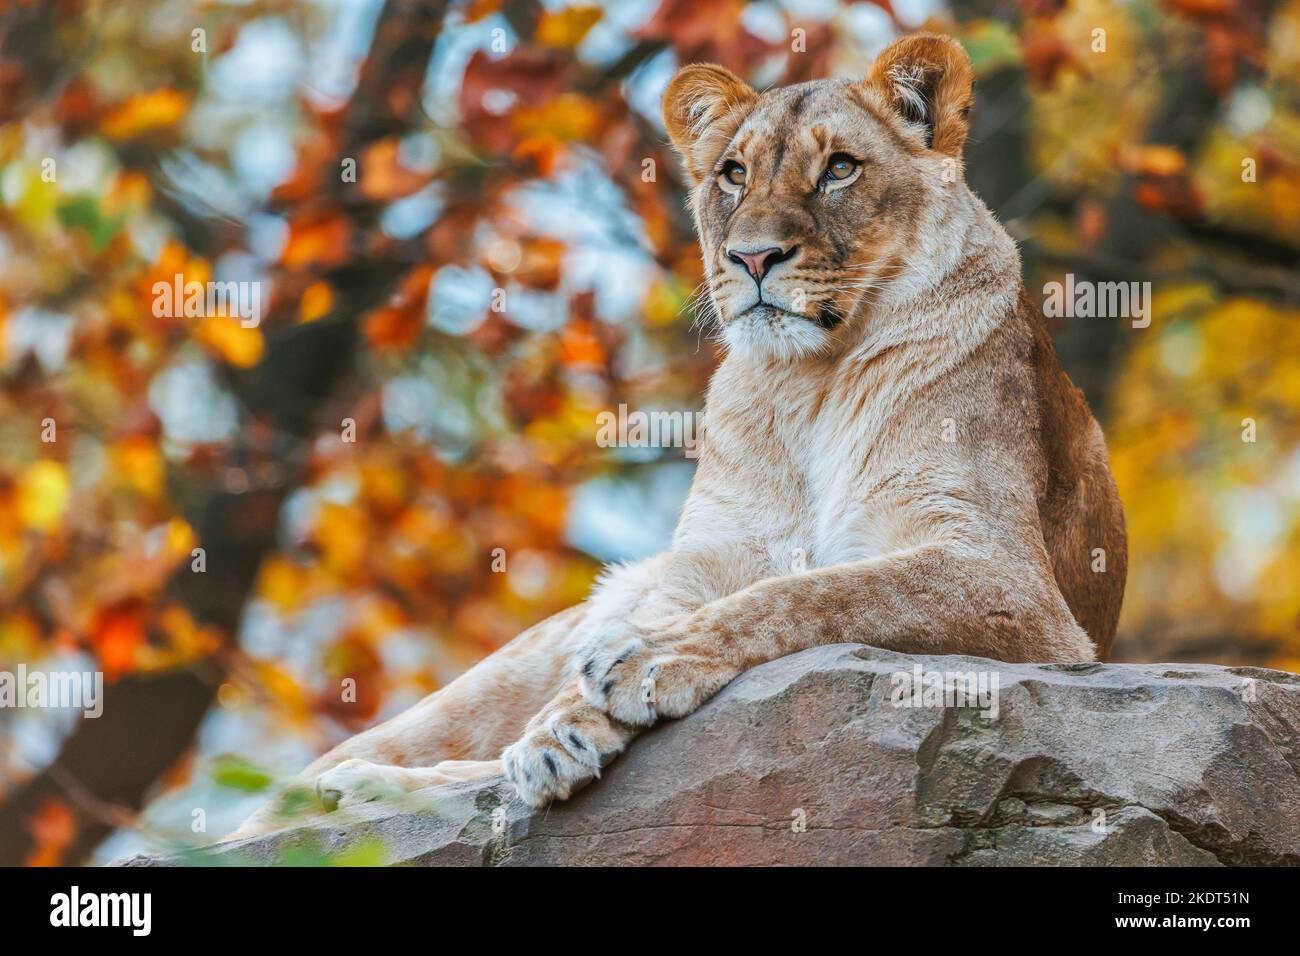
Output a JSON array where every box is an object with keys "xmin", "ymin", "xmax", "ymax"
[{"xmin": 118, "ymin": 644, "xmax": 1300, "ymax": 866}]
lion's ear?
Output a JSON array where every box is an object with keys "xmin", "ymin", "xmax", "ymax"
[
  {"xmin": 866, "ymin": 33, "xmax": 973, "ymax": 156},
  {"xmin": 662, "ymin": 63, "xmax": 757, "ymax": 183}
]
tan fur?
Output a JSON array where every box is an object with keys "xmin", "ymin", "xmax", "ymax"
[{"xmin": 229, "ymin": 34, "xmax": 1126, "ymax": 835}]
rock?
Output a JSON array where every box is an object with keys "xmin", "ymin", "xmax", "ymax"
[{"xmin": 117, "ymin": 644, "xmax": 1300, "ymax": 866}]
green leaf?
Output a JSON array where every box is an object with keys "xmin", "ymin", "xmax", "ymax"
[
  {"xmin": 56, "ymin": 195, "xmax": 123, "ymax": 251},
  {"xmin": 960, "ymin": 21, "xmax": 1023, "ymax": 77},
  {"xmin": 212, "ymin": 756, "xmax": 274, "ymax": 792},
  {"xmin": 329, "ymin": 840, "xmax": 389, "ymax": 867}
]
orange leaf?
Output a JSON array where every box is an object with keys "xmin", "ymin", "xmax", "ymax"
[
  {"xmin": 89, "ymin": 601, "xmax": 146, "ymax": 678},
  {"xmin": 359, "ymin": 139, "xmax": 429, "ymax": 201},
  {"xmin": 363, "ymin": 304, "xmax": 424, "ymax": 352},
  {"xmin": 462, "ymin": 0, "xmax": 503, "ymax": 22},
  {"xmin": 363, "ymin": 266, "xmax": 432, "ymax": 352},
  {"xmin": 281, "ymin": 214, "xmax": 351, "ymax": 269},
  {"xmin": 320, "ymin": 634, "xmax": 384, "ymax": 722},
  {"xmin": 514, "ymin": 237, "xmax": 566, "ymax": 290},
  {"xmin": 109, "ymin": 436, "xmax": 166, "ymax": 499},
  {"xmin": 101, "ymin": 89, "xmax": 190, "ymax": 139},
  {"xmin": 511, "ymin": 135, "xmax": 563, "ymax": 176},
  {"xmin": 1019, "ymin": 23, "xmax": 1080, "ymax": 89},
  {"xmin": 1119, "ymin": 145, "xmax": 1188, "ymax": 177},
  {"xmin": 25, "ymin": 799, "xmax": 76, "ymax": 867},
  {"xmin": 560, "ymin": 319, "xmax": 605, "ymax": 368}
]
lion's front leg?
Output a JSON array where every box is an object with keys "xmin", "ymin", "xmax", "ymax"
[
  {"xmin": 497, "ymin": 555, "xmax": 715, "ymax": 807},
  {"xmin": 575, "ymin": 544, "xmax": 1096, "ymax": 728},
  {"xmin": 575, "ymin": 621, "xmax": 743, "ymax": 726},
  {"xmin": 314, "ymin": 757, "xmax": 505, "ymax": 812}
]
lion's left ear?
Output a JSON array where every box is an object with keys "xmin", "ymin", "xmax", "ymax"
[{"xmin": 866, "ymin": 33, "xmax": 973, "ymax": 156}]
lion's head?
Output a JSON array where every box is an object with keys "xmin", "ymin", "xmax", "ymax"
[{"xmin": 663, "ymin": 34, "xmax": 975, "ymax": 362}]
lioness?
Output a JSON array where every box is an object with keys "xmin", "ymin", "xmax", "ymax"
[{"xmin": 231, "ymin": 33, "xmax": 1125, "ymax": 836}]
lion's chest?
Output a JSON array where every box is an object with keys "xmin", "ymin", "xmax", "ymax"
[{"xmin": 679, "ymin": 365, "xmax": 925, "ymax": 587}]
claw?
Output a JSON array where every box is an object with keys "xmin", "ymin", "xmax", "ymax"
[{"xmin": 317, "ymin": 783, "xmax": 341, "ymax": 813}]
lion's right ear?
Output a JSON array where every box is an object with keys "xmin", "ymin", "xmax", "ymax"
[{"xmin": 662, "ymin": 64, "xmax": 757, "ymax": 184}]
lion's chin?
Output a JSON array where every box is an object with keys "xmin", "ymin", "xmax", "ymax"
[{"xmin": 720, "ymin": 304, "xmax": 833, "ymax": 362}]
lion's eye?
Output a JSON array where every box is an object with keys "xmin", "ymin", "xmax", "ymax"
[
  {"xmin": 824, "ymin": 154, "xmax": 859, "ymax": 183},
  {"xmin": 720, "ymin": 161, "xmax": 746, "ymax": 188}
]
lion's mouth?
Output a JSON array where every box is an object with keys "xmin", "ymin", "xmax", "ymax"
[{"xmin": 736, "ymin": 302, "xmax": 841, "ymax": 329}]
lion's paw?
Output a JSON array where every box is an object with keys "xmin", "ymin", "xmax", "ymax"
[
  {"xmin": 315, "ymin": 758, "xmax": 410, "ymax": 812},
  {"xmin": 501, "ymin": 698, "xmax": 628, "ymax": 808},
  {"xmin": 577, "ymin": 637, "xmax": 734, "ymax": 726}
]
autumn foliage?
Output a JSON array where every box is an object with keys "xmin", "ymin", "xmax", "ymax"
[{"xmin": 1, "ymin": 0, "xmax": 1298, "ymax": 864}]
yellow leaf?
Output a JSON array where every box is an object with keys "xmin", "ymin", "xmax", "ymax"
[
  {"xmin": 299, "ymin": 281, "xmax": 334, "ymax": 323},
  {"xmin": 258, "ymin": 555, "xmax": 306, "ymax": 611},
  {"xmin": 144, "ymin": 603, "xmax": 222, "ymax": 668},
  {"xmin": 1119, "ymin": 144, "xmax": 1187, "ymax": 177},
  {"xmin": 513, "ymin": 94, "xmax": 601, "ymax": 143},
  {"xmin": 163, "ymin": 517, "xmax": 197, "ymax": 560},
  {"xmin": 17, "ymin": 460, "xmax": 71, "ymax": 532},
  {"xmin": 0, "ymin": 613, "xmax": 41, "ymax": 659},
  {"xmin": 315, "ymin": 503, "xmax": 368, "ymax": 578},
  {"xmin": 197, "ymin": 315, "xmax": 265, "ymax": 367},
  {"xmin": 536, "ymin": 6, "xmax": 602, "ymax": 48},
  {"xmin": 12, "ymin": 170, "xmax": 59, "ymax": 229},
  {"xmin": 111, "ymin": 436, "xmax": 166, "ymax": 498},
  {"xmin": 101, "ymin": 89, "xmax": 190, "ymax": 140},
  {"xmin": 643, "ymin": 279, "xmax": 687, "ymax": 326},
  {"xmin": 250, "ymin": 659, "xmax": 312, "ymax": 723}
]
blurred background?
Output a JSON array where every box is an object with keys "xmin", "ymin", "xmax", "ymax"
[{"xmin": 0, "ymin": 0, "xmax": 1298, "ymax": 865}]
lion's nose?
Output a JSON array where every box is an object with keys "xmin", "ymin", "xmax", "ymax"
[{"xmin": 726, "ymin": 245, "xmax": 797, "ymax": 284}]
